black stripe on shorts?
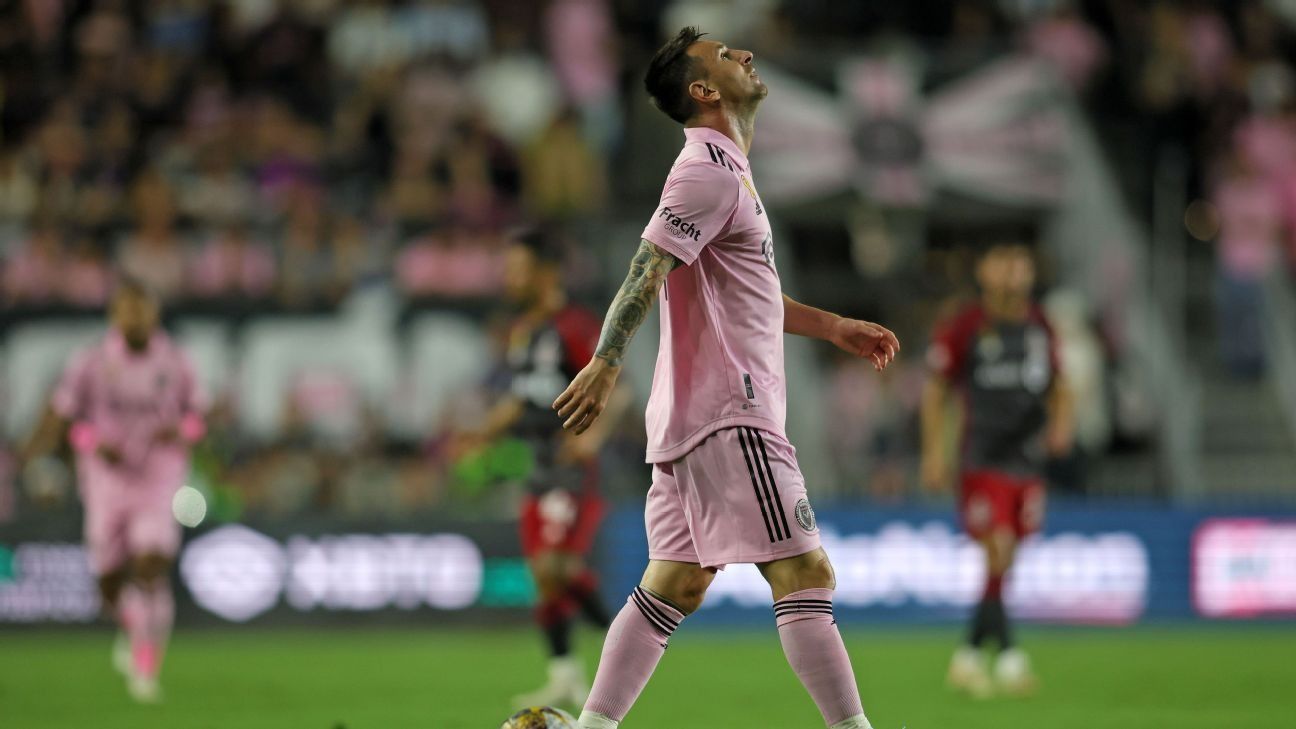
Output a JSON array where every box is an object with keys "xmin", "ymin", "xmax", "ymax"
[
  {"xmin": 738, "ymin": 427, "xmax": 780, "ymax": 543},
  {"xmin": 752, "ymin": 429, "xmax": 793, "ymax": 541}
]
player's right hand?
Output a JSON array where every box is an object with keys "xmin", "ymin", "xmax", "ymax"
[{"xmin": 552, "ymin": 356, "xmax": 621, "ymax": 435}]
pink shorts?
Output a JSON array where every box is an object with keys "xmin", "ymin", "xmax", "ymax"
[
  {"xmin": 646, "ymin": 426, "xmax": 821, "ymax": 570},
  {"xmin": 78, "ymin": 457, "xmax": 184, "ymax": 576}
]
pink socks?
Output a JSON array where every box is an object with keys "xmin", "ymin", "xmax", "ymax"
[
  {"xmin": 582, "ymin": 587, "xmax": 684, "ymax": 722},
  {"xmin": 774, "ymin": 588, "xmax": 866, "ymax": 727},
  {"xmin": 120, "ymin": 580, "xmax": 174, "ymax": 679}
]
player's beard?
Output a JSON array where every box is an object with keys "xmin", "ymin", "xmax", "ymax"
[{"xmin": 123, "ymin": 330, "xmax": 152, "ymax": 352}]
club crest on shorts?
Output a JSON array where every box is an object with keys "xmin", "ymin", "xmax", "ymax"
[{"xmin": 794, "ymin": 498, "xmax": 817, "ymax": 533}]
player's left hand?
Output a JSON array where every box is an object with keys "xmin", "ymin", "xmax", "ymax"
[
  {"xmin": 553, "ymin": 356, "xmax": 622, "ymax": 435},
  {"xmin": 829, "ymin": 318, "xmax": 899, "ymax": 371}
]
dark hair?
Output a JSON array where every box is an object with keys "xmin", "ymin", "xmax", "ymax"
[
  {"xmin": 511, "ymin": 225, "xmax": 566, "ymax": 266},
  {"xmin": 113, "ymin": 273, "xmax": 159, "ymax": 302},
  {"xmin": 645, "ymin": 26, "xmax": 707, "ymax": 124}
]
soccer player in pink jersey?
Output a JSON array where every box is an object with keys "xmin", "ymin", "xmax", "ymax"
[
  {"xmin": 551, "ymin": 27, "xmax": 900, "ymax": 729},
  {"xmin": 22, "ymin": 277, "xmax": 206, "ymax": 703}
]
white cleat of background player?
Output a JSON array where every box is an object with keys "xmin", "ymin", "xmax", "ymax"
[
  {"xmin": 512, "ymin": 655, "xmax": 590, "ymax": 710},
  {"xmin": 993, "ymin": 647, "xmax": 1038, "ymax": 696},
  {"xmin": 947, "ymin": 646, "xmax": 993, "ymax": 699}
]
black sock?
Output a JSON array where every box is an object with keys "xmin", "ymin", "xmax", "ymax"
[
  {"xmin": 968, "ymin": 597, "xmax": 992, "ymax": 648},
  {"xmin": 968, "ymin": 597, "xmax": 1014, "ymax": 651},
  {"xmin": 992, "ymin": 598, "xmax": 1013, "ymax": 650},
  {"xmin": 570, "ymin": 584, "xmax": 612, "ymax": 629},
  {"xmin": 543, "ymin": 616, "xmax": 573, "ymax": 658}
]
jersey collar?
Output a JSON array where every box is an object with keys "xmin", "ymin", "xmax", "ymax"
[{"xmin": 684, "ymin": 126, "xmax": 749, "ymax": 172}]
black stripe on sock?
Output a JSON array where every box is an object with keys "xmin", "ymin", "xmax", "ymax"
[
  {"xmin": 631, "ymin": 591, "xmax": 674, "ymax": 636},
  {"xmin": 775, "ymin": 599, "xmax": 833, "ymax": 606},
  {"xmin": 633, "ymin": 588, "xmax": 679, "ymax": 631},
  {"xmin": 738, "ymin": 427, "xmax": 778, "ymax": 543},
  {"xmin": 753, "ymin": 430, "xmax": 793, "ymax": 540}
]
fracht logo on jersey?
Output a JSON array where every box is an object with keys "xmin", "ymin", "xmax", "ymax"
[{"xmin": 658, "ymin": 206, "xmax": 702, "ymax": 241}]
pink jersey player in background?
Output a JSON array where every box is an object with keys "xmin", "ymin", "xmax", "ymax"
[{"xmin": 22, "ymin": 277, "xmax": 206, "ymax": 703}]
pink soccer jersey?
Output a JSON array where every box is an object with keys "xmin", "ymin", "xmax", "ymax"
[
  {"xmin": 640, "ymin": 127, "xmax": 784, "ymax": 463},
  {"xmin": 52, "ymin": 329, "xmax": 206, "ymax": 478}
]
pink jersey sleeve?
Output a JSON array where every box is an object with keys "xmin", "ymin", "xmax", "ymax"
[
  {"xmin": 640, "ymin": 160, "xmax": 740, "ymax": 265},
  {"xmin": 50, "ymin": 348, "xmax": 93, "ymax": 420}
]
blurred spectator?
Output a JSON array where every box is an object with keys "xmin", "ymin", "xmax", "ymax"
[
  {"xmin": 188, "ymin": 222, "xmax": 278, "ymax": 301},
  {"xmin": 62, "ymin": 229, "xmax": 113, "ymax": 309},
  {"xmin": 0, "ymin": 148, "xmax": 39, "ymax": 225},
  {"xmin": 1213, "ymin": 151, "xmax": 1281, "ymax": 378},
  {"xmin": 118, "ymin": 169, "xmax": 188, "ymax": 301},
  {"xmin": 544, "ymin": 0, "xmax": 622, "ymax": 150},
  {"xmin": 278, "ymin": 190, "xmax": 334, "ymax": 308},
  {"xmin": 179, "ymin": 145, "xmax": 260, "ymax": 229},
  {"xmin": 3, "ymin": 216, "xmax": 65, "ymax": 307},
  {"xmin": 523, "ymin": 108, "xmax": 607, "ymax": 219},
  {"xmin": 396, "ymin": 228, "xmax": 503, "ymax": 299},
  {"xmin": 1024, "ymin": 4, "xmax": 1106, "ymax": 91}
]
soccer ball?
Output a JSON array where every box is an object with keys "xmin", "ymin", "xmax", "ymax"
[{"xmin": 501, "ymin": 706, "xmax": 577, "ymax": 728}]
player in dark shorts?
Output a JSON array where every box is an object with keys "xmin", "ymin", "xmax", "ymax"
[
  {"xmin": 922, "ymin": 242, "xmax": 1073, "ymax": 697},
  {"xmin": 461, "ymin": 230, "xmax": 627, "ymax": 708}
]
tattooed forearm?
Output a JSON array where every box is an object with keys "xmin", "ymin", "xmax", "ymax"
[{"xmin": 595, "ymin": 239, "xmax": 680, "ymax": 366}]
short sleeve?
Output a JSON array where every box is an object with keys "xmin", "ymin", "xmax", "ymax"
[
  {"xmin": 640, "ymin": 161, "xmax": 740, "ymax": 265},
  {"xmin": 555, "ymin": 307, "xmax": 601, "ymax": 377},
  {"xmin": 927, "ymin": 309, "xmax": 978, "ymax": 382},
  {"xmin": 51, "ymin": 349, "xmax": 92, "ymax": 420}
]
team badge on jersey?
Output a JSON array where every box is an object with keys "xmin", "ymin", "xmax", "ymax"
[{"xmin": 794, "ymin": 498, "xmax": 817, "ymax": 533}]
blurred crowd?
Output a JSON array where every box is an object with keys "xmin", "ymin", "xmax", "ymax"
[
  {"xmin": 6, "ymin": 0, "xmax": 1296, "ymax": 521},
  {"xmin": 0, "ymin": 0, "xmax": 619, "ymax": 316}
]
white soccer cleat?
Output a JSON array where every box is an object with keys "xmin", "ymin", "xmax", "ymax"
[
  {"xmin": 947, "ymin": 646, "xmax": 993, "ymax": 699},
  {"xmin": 994, "ymin": 648, "xmax": 1039, "ymax": 697},
  {"xmin": 127, "ymin": 673, "xmax": 163, "ymax": 704},
  {"xmin": 511, "ymin": 656, "xmax": 590, "ymax": 709},
  {"xmin": 576, "ymin": 711, "xmax": 619, "ymax": 729},
  {"xmin": 111, "ymin": 632, "xmax": 131, "ymax": 677}
]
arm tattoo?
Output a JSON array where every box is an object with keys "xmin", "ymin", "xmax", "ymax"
[{"xmin": 594, "ymin": 239, "xmax": 680, "ymax": 366}]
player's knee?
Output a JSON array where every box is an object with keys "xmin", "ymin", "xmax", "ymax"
[
  {"xmin": 98, "ymin": 570, "xmax": 128, "ymax": 605},
  {"xmin": 662, "ymin": 584, "xmax": 707, "ymax": 615},
  {"xmin": 641, "ymin": 562, "xmax": 715, "ymax": 616},
  {"xmin": 131, "ymin": 554, "xmax": 172, "ymax": 584},
  {"xmin": 760, "ymin": 548, "xmax": 836, "ymax": 598}
]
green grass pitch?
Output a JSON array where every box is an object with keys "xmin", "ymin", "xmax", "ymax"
[{"xmin": 2, "ymin": 626, "xmax": 1292, "ymax": 728}]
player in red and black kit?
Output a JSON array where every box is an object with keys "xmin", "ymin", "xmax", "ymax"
[
  {"xmin": 921, "ymin": 243, "xmax": 1073, "ymax": 698},
  {"xmin": 460, "ymin": 230, "xmax": 628, "ymax": 709}
]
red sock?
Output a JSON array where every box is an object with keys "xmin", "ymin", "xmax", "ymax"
[{"xmin": 984, "ymin": 574, "xmax": 1004, "ymax": 600}]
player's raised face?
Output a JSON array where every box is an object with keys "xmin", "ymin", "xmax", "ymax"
[
  {"xmin": 687, "ymin": 39, "xmax": 768, "ymax": 110},
  {"xmin": 977, "ymin": 245, "xmax": 1035, "ymax": 299},
  {"xmin": 110, "ymin": 285, "xmax": 160, "ymax": 350}
]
